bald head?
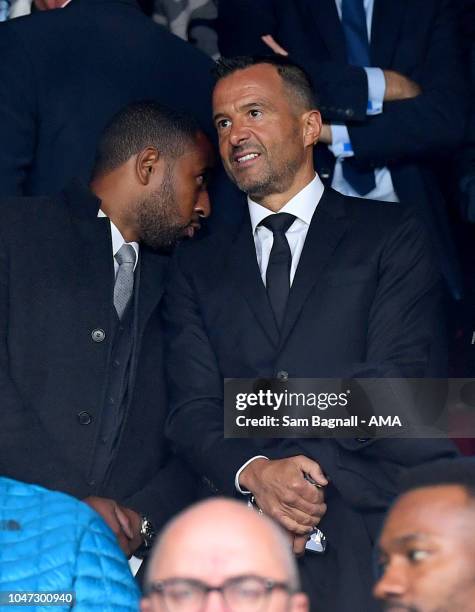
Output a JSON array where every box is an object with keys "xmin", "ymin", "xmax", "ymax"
[{"xmin": 142, "ymin": 499, "xmax": 308, "ymax": 612}]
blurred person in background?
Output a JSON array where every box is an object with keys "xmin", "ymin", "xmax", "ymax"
[{"xmin": 141, "ymin": 498, "xmax": 309, "ymax": 612}]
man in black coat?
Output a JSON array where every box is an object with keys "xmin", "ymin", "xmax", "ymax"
[
  {"xmin": 163, "ymin": 57, "xmax": 457, "ymax": 612},
  {"xmin": 217, "ymin": 0, "xmax": 468, "ymax": 299},
  {"xmin": 0, "ymin": 101, "xmax": 214, "ymax": 558},
  {"xmin": 0, "ymin": 0, "xmax": 214, "ymax": 198}
]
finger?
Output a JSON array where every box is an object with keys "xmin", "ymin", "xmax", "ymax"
[
  {"xmin": 261, "ymin": 34, "xmax": 289, "ymax": 56},
  {"xmin": 293, "ymin": 534, "xmax": 309, "ymax": 556},
  {"xmin": 271, "ymin": 509, "xmax": 318, "ymax": 536},
  {"xmin": 296, "ymin": 456, "xmax": 328, "ymax": 486},
  {"xmin": 114, "ymin": 505, "xmax": 134, "ymax": 539}
]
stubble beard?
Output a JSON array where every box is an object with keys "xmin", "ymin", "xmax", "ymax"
[{"xmin": 136, "ymin": 163, "xmax": 186, "ymax": 251}]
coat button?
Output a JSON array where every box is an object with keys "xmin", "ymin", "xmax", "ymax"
[
  {"xmin": 91, "ymin": 328, "xmax": 106, "ymax": 342},
  {"xmin": 345, "ymin": 108, "xmax": 354, "ymax": 117},
  {"xmin": 276, "ymin": 370, "xmax": 289, "ymax": 381},
  {"xmin": 77, "ymin": 411, "xmax": 92, "ymax": 425}
]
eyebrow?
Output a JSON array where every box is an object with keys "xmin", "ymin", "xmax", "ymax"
[
  {"xmin": 379, "ymin": 533, "xmax": 434, "ymax": 552},
  {"xmin": 213, "ymin": 100, "xmax": 274, "ymax": 122}
]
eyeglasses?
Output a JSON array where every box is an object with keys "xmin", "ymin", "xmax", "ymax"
[{"xmin": 144, "ymin": 574, "xmax": 293, "ymax": 611}]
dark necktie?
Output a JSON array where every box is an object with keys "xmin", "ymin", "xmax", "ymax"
[
  {"xmin": 114, "ymin": 243, "xmax": 136, "ymax": 319},
  {"xmin": 259, "ymin": 213, "xmax": 296, "ymax": 328},
  {"xmin": 341, "ymin": 0, "xmax": 376, "ymax": 195}
]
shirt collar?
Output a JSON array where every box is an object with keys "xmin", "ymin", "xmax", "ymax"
[
  {"xmin": 248, "ymin": 173, "xmax": 324, "ymax": 234},
  {"xmin": 98, "ymin": 209, "xmax": 139, "ymax": 270}
]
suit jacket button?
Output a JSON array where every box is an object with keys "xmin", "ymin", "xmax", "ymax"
[
  {"xmin": 276, "ymin": 370, "xmax": 289, "ymax": 381},
  {"xmin": 91, "ymin": 328, "xmax": 106, "ymax": 342},
  {"xmin": 345, "ymin": 108, "xmax": 354, "ymax": 117},
  {"xmin": 78, "ymin": 411, "xmax": 92, "ymax": 425}
]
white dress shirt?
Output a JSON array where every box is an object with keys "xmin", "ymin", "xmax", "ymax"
[
  {"xmin": 98, "ymin": 209, "xmax": 139, "ymax": 275},
  {"xmin": 329, "ymin": 0, "xmax": 399, "ymax": 203},
  {"xmin": 248, "ymin": 173, "xmax": 325, "ymax": 286},
  {"xmin": 236, "ymin": 174, "xmax": 325, "ymax": 494}
]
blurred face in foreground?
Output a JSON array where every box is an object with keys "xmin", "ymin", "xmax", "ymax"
[
  {"xmin": 141, "ymin": 499, "xmax": 309, "ymax": 612},
  {"xmin": 374, "ymin": 485, "xmax": 475, "ymax": 612}
]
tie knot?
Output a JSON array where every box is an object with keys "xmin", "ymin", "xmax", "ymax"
[
  {"xmin": 115, "ymin": 243, "xmax": 136, "ymax": 266},
  {"xmin": 259, "ymin": 213, "xmax": 296, "ymax": 235}
]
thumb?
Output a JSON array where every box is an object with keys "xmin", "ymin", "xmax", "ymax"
[
  {"xmin": 297, "ymin": 456, "xmax": 328, "ymax": 486},
  {"xmin": 114, "ymin": 504, "xmax": 134, "ymax": 539}
]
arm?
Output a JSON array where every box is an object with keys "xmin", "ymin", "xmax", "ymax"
[
  {"xmin": 348, "ymin": 0, "xmax": 467, "ymax": 165},
  {"xmin": 0, "ymin": 230, "xmax": 90, "ymax": 497},
  {"xmin": 0, "ymin": 24, "xmax": 37, "ymax": 196}
]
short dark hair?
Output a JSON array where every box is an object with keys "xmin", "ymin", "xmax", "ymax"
[
  {"xmin": 92, "ymin": 101, "xmax": 202, "ymax": 178},
  {"xmin": 213, "ymin": 55, "xmax": 318, "ymax": 110},
  {"xmin": 399, "ymin": 457, "xmax": 475, "ymax": 500}
]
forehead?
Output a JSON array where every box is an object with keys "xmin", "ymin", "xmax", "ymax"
[
  {"xmin": 153, "ymin": 519, "xmax": 289, "ymax": 584},
  {"xmin": 380, "ymin": 485, "xmax": 474, "ymax": 548},
  {"xmin": 176, "ymin": 131, "xmax": 214, "ymax": 170},
  {"xmin": 213, "ymin": 64, "xmax": 287, "ymax": 112}
]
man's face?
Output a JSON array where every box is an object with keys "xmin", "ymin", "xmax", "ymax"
[
  {"xmin": 137, "ymin": 132, "xmax": 213, "ymax": 250},
  {"xmin": 374, "ymin": 485, "xmax": 475, "ymax": 612},
  {"xmin": 212, "ymin": 64, "xmax": 310, "ymax": 201},
  {"xmin": 143, "ymin": 514, "xmax": 304, "ymax": 612}
]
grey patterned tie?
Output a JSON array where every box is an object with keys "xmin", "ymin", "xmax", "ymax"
[{"xmin": 114, "ymin": 243, "xmax": 136, "ymax": 319}]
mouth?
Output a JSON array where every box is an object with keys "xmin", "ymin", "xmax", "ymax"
[
  {"xmin": 232, "ymin": 151, "xmax": 261, "ymax": 168},
  {"xmin": 183, "ymin": 220, "xmax": 201, "ymax": 239}
]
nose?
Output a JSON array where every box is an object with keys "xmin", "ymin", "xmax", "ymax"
[
  {"xmin": 373, "ymin": 560, "xmax": 408, "ymax": 601},
  {"xmin": 202, "ymin": 590, "xmax": 227, "ymax": 612},
  {"xmin": 194, "ymin": 189, "xmax": 211, "ymax": 219},
  {"xmin": 228, "ymin": 119, "xmax": 251, "ymax": 147}
]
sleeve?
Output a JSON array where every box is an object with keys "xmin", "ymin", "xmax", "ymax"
[
  {"xmin": 364, "ymin": 67, "xmax": 385, "ymax": 115},
  {"xmin": 73, "ymin": 514, "xmax": 140, "ymax": 611},
  {"xmin": 163, "ymin": 252, "xmax": 270, "ymax": 497},
  {"xmin": 0, "ymin": 24, "xmax": 37, "ymax": 196},
  {"xmin": 0, "ymin": 230, "xmax": 90, "ymax": 498},
  {"xmin": 348, "ymin": 0, "xmax": 468, "ymax": 165},
  {"xmin": 122, "ymin": 455, "xmax": 199, "ymax": 530},
  {"xmin": 329, "ymin": 124, "xmax": 354, "ymax": 158}
]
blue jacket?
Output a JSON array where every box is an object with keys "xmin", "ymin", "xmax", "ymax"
[{"xmin": 0, "ymin": 477, "xmax": 140, "ymax": 611}]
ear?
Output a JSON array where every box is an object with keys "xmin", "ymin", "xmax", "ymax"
[
  {"xmin": 302, "ymin": 109, "xmax": 322, "ymax": 147},
  {"xmin": 290, "ymin": 592, "xmax": 310, "ymax": 612},
  {"xmin": 136, "ymin": 146, "xmax": 161, "ymax": 186}
]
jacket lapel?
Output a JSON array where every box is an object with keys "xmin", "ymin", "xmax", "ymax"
[
  {"xmin": 304, "ymin": 0, "xmax": 347, "ymax": 62},
  {"xmin": 370, "ymin": 0, "xmax": 407, "ymax": 67},
  {"xmin": 228, "ymin": 218, "xmax": 280, "ymax": 348},
  {"xmin": 278, "ymin": 189, "xmax": 349, "ymax": 350}
]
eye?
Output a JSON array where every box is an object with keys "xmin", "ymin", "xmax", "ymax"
[
  {"xmin": 216, "ymin": 118, "xmax": 231, "ymax": 130},
  {"xmin": 407, "ymin": 549, "xmax": 430, "ymax": 563},
  {"xmin": 249, "ymin": 109, "xmax": 262, "ymax": 119}
]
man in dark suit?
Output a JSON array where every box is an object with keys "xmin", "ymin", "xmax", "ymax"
[
  {"xmin": 0, "ymin": 0, "xmax": 214, "ymax": 198},
  {"xmin": 217, "ymin": 0, "xmax": 468, "ymax": 300},
  {"xmin": 0, "ymin": 101, "xmax": 213, "ymax": 558},
  {"xmin": 163, "ymin": 57, "xmax": 457, "ymax": 611}
]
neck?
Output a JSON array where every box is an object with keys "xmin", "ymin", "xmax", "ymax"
[
  {"xmin": 90, "ymin": 175, "xmax": 140, "ymax": 243},
  {"xmin": 251, "ymin": 165, "xmax": 315, "ymax": 212}
]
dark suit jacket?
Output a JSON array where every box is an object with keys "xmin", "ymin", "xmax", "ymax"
[
  {"xmin": 0, "ymin": 0, "xmax": 215, "ymax": 198},
  {"xmin": 163, "ymin": 188, "xmax": 457, "ymax": 611},
  {"xmin": 218, "ymin": 0, "xmax": 468, "ymax": 298},
  {"xmin": 0, "ymin": 180, "xmax": 196, "ymax": 529}
]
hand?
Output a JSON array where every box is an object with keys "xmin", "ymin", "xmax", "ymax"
[
  {"xmin": 240, "ymin": 456, "xmax": 328, "ymax": 534},
  {"xmin": 34, "ymin": 0, "xmax": 66, "ymax": 9},
  {"xmin": 261, "ymin": 35, "xmax": 289, "ymax": 56},
  {"xmin": 318, "ymin": 124, "xmax": 333, "ymax": 145},
  {"xmin": 83, "ymin": 496, "xmax": 142, "ymax": 557},
  {"xmin": 383, "ymin": 70, "xmax": 421, "ymax": 101}
]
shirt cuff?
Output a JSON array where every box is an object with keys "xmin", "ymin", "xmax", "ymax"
[
  {"xmin": 329, "ymin": 124, "xmax": 354, "ymax": 158},
  {"xmin": 364, "ymin": 67, "xmax": 385, "ymax": 115},
  {"xmin": 235, "ymin": 456, "xmax": 269, "ymax": 494}
]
